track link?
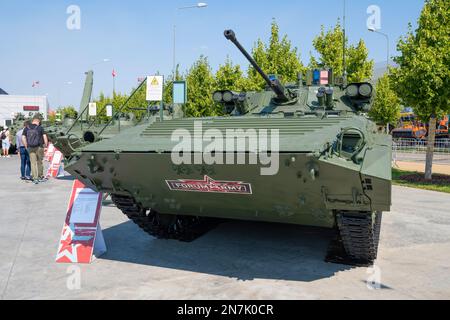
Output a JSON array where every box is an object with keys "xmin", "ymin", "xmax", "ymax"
[
  {"xmin": 336, "ymin": 211, "xmax": 383, "ymax": 265},
  {"xmin": 111, "ymin": 194, "xmax": 220, "ymax": 242}
]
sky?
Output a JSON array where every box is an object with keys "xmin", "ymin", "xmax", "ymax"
[{"xmin": 0, "ymin": 0, "xmax": 425, "ymax": 109}]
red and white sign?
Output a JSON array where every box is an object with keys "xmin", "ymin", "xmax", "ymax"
[
  {"xmin": 166, "ymin": 175, "xmax": 253, "ymax": 195},
  {"xmin": 320, "ymin": 70, "xmax": 329, "ymax": 85},
  {"xmin": 47, "ymin": 150, "xmax": 64, "ymax": 178},
  {"xmin": 56, "ymin": 180, "xmax": 106, "ymax": 264},
  {"xmin": 45, "ymin": 143, "xmax": 56, "ymax": 162},
  {"xmin": 23, "ymin": 106, "xmax": 40, "ymax": 112}
]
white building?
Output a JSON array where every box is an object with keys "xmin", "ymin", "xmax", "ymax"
[{"xmin": 0, "ymin": 89, "xmax": 49, "ymax": 127}]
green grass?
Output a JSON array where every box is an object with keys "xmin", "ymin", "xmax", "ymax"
[{"xmin": 392, "ymin": 169, "xmax": 450, "ymax": 194}]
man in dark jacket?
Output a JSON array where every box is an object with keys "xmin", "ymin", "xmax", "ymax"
[{"xmin": 22, "ymin": 116, "xmax": 48, "ymax": 184}]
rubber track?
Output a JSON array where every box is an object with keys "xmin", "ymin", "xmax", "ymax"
[
  {"xmin": 336, "ymin": 211, "xmax": 383, "ymax": 264},
  {"xmin": 111, "ymin": 194, "xmax": 219, "ymax": 242}
]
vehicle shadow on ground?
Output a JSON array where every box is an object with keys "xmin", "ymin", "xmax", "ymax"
[{"xmin": 100, "ymin": 220, "xmax": 352, "ymax": 282}]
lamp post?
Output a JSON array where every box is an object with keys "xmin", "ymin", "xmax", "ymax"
[
  {"xmin": 173, "ymin": 3, "xmax": 208, "ymax": 75},
  {"xmin": 343, "ymin": 0, "xmax": 347, "ymax": 80},
  {"xmin": 368, "ymin": 27, "xmax": 390, "ymax": 72},
  {"xmin": 91, "ymin": 58, "xmax": 111, "ymax": 68},
  {"xmin": 369, "ymin": 28, "xmax": 391, "ymax": 133}
]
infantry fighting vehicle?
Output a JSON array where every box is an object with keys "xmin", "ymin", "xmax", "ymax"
[
  {"xmin": 46, "ymin": 71, "xmax": 150, "ymax": 158},
  {"xmin": 65, "ymin": 30, "xmax": 392, "ymax": 265}
]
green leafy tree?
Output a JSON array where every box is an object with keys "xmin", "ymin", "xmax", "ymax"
[
  {"xmin": 48, "ymin": 111, "xmax": 57, "ymax": 125},
  {"xmin": 369, "ymin": 74, "xmax": 401, "ymax": 131},
  {"xmin": 391, "ymin": 0, "xmax": 450, "ymax": 180},
  {"xmin": 347, "ymin": 40, "xmax": 374, "ymax": 83},
  {"xmin": 98, "ymin": 92, "xmax": 112, "ymax": 122},
  {"xmin": 215, "ymin": 57, "xmax": 246, "ymax": 91},
  {"xmin": 112, "ymin": 93, "xmax": 129, "ymax": 118},
  {"xmin": 57, "ymin": 106, "xmax": 78, "ymax": 119},
  {"xmin": 92, "ymin": 92, "xmax": 112, "ymax": 123},
  {"xmin": 93, "ymin": 92, "xmax": 130, "ymax": 123},
  {"xmin": 310, "ymin": 21, "xmax": 374, "ymax": 82},
  {"xmin": 185, "ymin": 56, "xmax": 218, "ymax": 117},
  {"xmin": 123, "ymin": 84, "xmax": 149, "ymax": 121},
  {"xmin": 247, "ymin": 20, "xmax": 305, "ymax": 90},
  {"xmin": 309, "ymin": 22, "xmax": 345, "ymax": 76}
]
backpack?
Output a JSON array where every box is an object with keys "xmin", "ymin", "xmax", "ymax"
[
  {"xmin": 0, "ymin": 131, "xmax": 5, "ymax": 140},
  {"xmin": 26, "ymin": 126, "xmax": 42, "ymax": 148}
]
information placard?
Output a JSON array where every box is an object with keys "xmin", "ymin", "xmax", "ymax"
[
  {"xmin": 106, "ymin": 104, "xmax": 113, "ymax": 117},
  {"xmin": 56, "ymin": 180, "xmax": 106, "ymax": 264},
  {"xmin": 146, "ymin": 75, "xmax": 164, "ymax": 101},
  {"xmin": 89, "ymin": 102, "xmax": 97, "ymax": 116},
  {"xmin": 45, "ymin": 143, "xmax": 56, "ymax": 162},
  {"xmin": 47, "ymin": 150, "xmax": 64, "ymax": 178},
  {"xmin": 173, "ymin": 81, "xmax": 187, "ymax": 104}
]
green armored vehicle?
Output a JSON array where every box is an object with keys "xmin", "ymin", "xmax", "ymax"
[
  {"xmin": 65, "ymin": 30, "xmax": 391, "ymax": 265},
  {"xmin": 46, "ymin": 71, "xmax": 146, "ymax": 158}
]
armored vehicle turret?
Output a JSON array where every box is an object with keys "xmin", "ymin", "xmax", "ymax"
[{"xmin": 65, "ymin": 30, "xmax": 392, "ymax": 265}]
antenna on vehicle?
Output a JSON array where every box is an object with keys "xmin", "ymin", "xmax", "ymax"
[{"xmin": 342, "ymin": 0, "xmax": 347, "ymax": 84}]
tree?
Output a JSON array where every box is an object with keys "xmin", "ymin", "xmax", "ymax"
[
  {"xmin": 369, "ymin": 74, "xmax": 401, "ymax": 132},
  {"xmin": 126, "ymin": 84, "xmax": 150, "ymax": 121},
  {"xmin": 111, "ymin": 93, "xmax": 129, "ymax": 119},
  {"xmin": 92, "ymin": 92, "xmax": 110, "ymax": 123},
  {"xmin": 57, "ymin": 106, "xmax": 78, "ymax": 119},
  {"xmin": 48, "ymin": 111, "xmax": 57, "ymax": 124},
  {"xmin": 93, "ymin": 92, "xmax": 130, "ymax": 123},
  {"xmin": 391, "ymin": 0, "xmax": 450, "ymax": 180},
  {"xmin": 247, "ymin": 20, "xmax": 305, "ymax": 90},
  {"xmin": 347, "ymin": 40, "xmax": 374, "ymax": 83},
  {"xmin": 184, "ymin": 56, "xmax": 218, "ymax": 117},
  {"xmin": 310, "ymin": 22, "xmax": 345, "ymax": 76},
  {"xmin": 310, "ymin": 21, "xmax": 374, "ymax": 82},
  {"xmin": 215, "ymin": 57, "xmax": 246, "ymax": 91}
]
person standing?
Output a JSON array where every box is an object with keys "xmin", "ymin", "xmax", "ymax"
[
  {"xmin": 22, "ymin": 116, "xmax": 48, "ymax": 184},
  {"xmin": 1, "ymin": 126, "xmax": 11, "ymax": 158},
  {"xmin": 16, "ymin": 121, "xmax": 32, "ymax": 181}
]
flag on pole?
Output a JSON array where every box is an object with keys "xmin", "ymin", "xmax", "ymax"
[
  {"xmin": 112, "ymin": 69, "xmax": 117, "ymax": 96},
  {"xmin": 32, "ymin": 81, "xmax": 40, "ymax": 88}
]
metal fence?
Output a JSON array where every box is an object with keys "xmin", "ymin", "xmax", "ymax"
[
  {"xmin": 392, "ymin": 139, "xmax": 450, "ymax": 165},
  {"xmin": 393, "ymin": 139, "xmax": 450, "ymax": 154}
]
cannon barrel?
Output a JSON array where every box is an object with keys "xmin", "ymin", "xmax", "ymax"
[{"xmin": 224, "ymin": 29, "xmax": 289, "ymax": 102}]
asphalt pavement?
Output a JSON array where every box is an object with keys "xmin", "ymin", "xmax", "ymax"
[{"xmin": 0, "ymin": 155, "xmax": 449, "ymax": 300}]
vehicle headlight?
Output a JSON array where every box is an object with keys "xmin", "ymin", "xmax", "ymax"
[
  {"xmin": 346, "ymin": 84, "xmax": 359, "ymax": 98},
  {"xmin": 212, "ymin": 91, "xmax": 223, "ymax": 103},
  {"xmin": 222, "ymin": 91, "xmax": 234, "ymax": 103},
  {"xmin": 359, "ymin": 83, "xmax": 373, "ymax": 97}
]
